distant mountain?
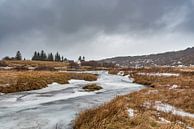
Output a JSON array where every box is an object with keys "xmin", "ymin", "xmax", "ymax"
[{"xmin": 100, "ymin": 47, "xmax": 194, "ymax": 67}]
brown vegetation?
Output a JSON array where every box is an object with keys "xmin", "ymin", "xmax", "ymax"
[
  {"xmin": 74, "ymin": 67, "xmax": 194, "ymax": 129},
  {"xmin": 0, "ymin": 60, "xmax": 8, "ymax": 67},
  {"xmin": 0, "ymin": 71, "xmax": 97, "ymax": 93},
  {"xmin": 74, "ymin": 91, "xmax": 193, "ymax": 129},
  {"xmin": 108, "ymin": 69, "xmax": 120, "ymax": 75},
  {"xmin": 2, "ymin": 60, "xmax": 68, "ymax": 68},
  {"xmin": 83, "ymin": 84, "xmax": 102, "ymax": 92}
]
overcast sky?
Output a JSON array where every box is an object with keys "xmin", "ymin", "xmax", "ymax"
[{"xmin": 0, "ymin": 0, "xmax": 194, "ymax": 60}]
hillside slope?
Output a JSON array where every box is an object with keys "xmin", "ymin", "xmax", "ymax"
[{"xmin": 100, "ymin": 47, "xmax": 194, "ymax": 67}]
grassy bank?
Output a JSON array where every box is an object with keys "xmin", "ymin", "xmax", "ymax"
[
  {"xmin": 74, "ymin": 67, "xmax": 194, "ymax": 129},
  {"xmin": 0, "ymin": 71, "xmax": 97, "ymax": 93},
  {"xmin": 0, "ymin": 60, "xmax": 68, "ymax": 67}
]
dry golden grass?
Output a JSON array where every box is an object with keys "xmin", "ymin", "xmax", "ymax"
[
  {"xmin": 0, "ymin": 71, "xmax": 97, "ymax": 93},
  {"xmin": 74, "ymin": 67, "xmax": 194, "ymax": 129},
  {"xmin": 74, "ymin": 96, "xmax": 129, "ymax": 129},
  {"xmin": 3, "ymin": 60, "xmax": 68, "ymax": 67},
  {"xmin": 74, "ymin": 91, "xmax": 193, "ymax": 129},
  {"xmin": 131, "ymin": 74, "xmax": 194, "ymax": 113},
  {"xmin": 108, "ymin": 69, "xmax": 120, "ymax": 75}
]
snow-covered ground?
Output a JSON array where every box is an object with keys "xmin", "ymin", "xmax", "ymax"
[
  {"xmin": 144, "ymin": 101, "xmax": 194, "ymax": 119},
  {"xmin": 0, "ymin": 66, "xmax": 13, "ymax": 70},
  {"xmin": 137, "ymin": 72, "xmax": 180, "ymax": 77},
  {"xmin": 154, "ymin": 101, "xmax": 194, "ymax": 118},
  {"xmin": 0, "ymin": 71, "xmax": 144, "ymax": 129}
]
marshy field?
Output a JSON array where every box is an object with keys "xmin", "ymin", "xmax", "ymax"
[
  {"xmin": 0, "ymin": 61, "xmax": 194, "ymax": 129},
  {"xmin": 74, "ymin": 67, "xmax": 194, "ymax": 129}
]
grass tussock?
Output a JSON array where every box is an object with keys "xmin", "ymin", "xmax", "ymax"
[
  {"xmin": 82, "ymin": 84, "xmax": 102, "ymax": 92},
  {"xmin": 0, "ymin": 71, "xmax": 97, "ymax": 93}
]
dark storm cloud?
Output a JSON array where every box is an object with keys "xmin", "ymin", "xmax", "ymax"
[{"xmin": 0, "ymin": 0, "xmax": 193, "ymax": 59}]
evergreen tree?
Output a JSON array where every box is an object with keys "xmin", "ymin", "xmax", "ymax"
[
  {"xmin": 15, "ymin": 51, "xmax": 22, "ymax": 60},
  {"xmin": 83, "ymin": 56, "xmax": 85, "ymax": 61},
  {"xmin": 78, "ymin": 56, "xmax": 82, "ymax": 61},
  {"xmin": 64, "ymin": 58, "xmax": 67, "ymax": 61},
  {"xmin": 55, "ymin": 52, "xmax": 61, "ymax": 62},
  {"xmin": 48, "ymin": 53, "xmax": 54, "ymax": 61},
  {"xmin": 40, "ymin": 50, "xmax": 47, "ymax": 61},
  {"xmin": 32, "ymin": 51, "xmax": 38, "ymax": 60},
  {"xmin": 61, "ymin": 56, "xmax": 64, "ymax": 62},
  {"xmin": 37, "ymin": 52, "xmax": 41, "ymax": 60}
]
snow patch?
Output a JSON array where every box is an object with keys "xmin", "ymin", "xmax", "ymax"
[
  {"xmin": 147, "ymin": 90, "xmax": 159, "ymax": 94},
  {"xmin": 158, "ymin": 117, "xmax": 171, "ymax": 124},
  {"xmin": 0, "ymin": 66, "xmax": 13, "ymax": 70},
  {"xmin": 0, "ymin": 92, "xmax": 5, "ymax": 95},
  {"xmin": 117, "ymin": 71, "xmax": 125, "ymax": 76},
  {"xmin": 137, "ymin": 72, "xmax": 180, "ymax": 77},
  {"xmin": 154, "ymin": 101, "xmax": 194, "ymax": 118},
  {"xmin": 128, "ymin": 108, "xmax": 134, "ymax": 118},
  {"xmin": 169, "ymin": 85, "xmax": 178, "ymax": 90},
  {"xmin": 143, "ymin": 101, "xmax": 194, "ymax": 119},
  {"xmin": 28, "ymin": 67, "xmax": 36, "ymax": 70}
]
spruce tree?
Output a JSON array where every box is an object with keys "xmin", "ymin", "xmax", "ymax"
[
  {"xmin": 40, "ymin": 50, "xmax": 47, "ymax": 61},
  {"xmin": 64, "ymin": 58, "xmax": 67, "ymax": 61},
  {"xmin": 15, "ymin": 51, "xmax": 22, "ymax": 60},
  {"xmin": 55, "ymin": 52, "xmax": 61, "ymax": 62},
  {"xmin": 48, "ymin": 53, "xmax": 54, "ymax": 61},
  {"xmin": 37, "ymin": 52, "xmax": 41, "ymax": 60},
  {"xmin": 83, "ymin": 56, "xmax": 85, "ymax": 61},
  {"xmin": 78, "ymin": 56, "xmax": 82, "ymax": 61},
  {"xmin": 32, "ymin": 51, "xmax": 38, "ymax": 60}
]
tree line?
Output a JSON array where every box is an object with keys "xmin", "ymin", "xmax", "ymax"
[
  {"xmin": 2, "ymin": 50, "xmax": 87, "ymax": 62},
  {"xmin": 32, "ymin": 50, "xmax": 67, "ymax": 62}
]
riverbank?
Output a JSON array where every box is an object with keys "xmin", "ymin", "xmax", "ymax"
[{"xmin": 74, "ymin": 67, "xmax": 194, "ymax": 129}]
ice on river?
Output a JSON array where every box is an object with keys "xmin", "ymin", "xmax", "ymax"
[{"xmin": 0, "ymin": 71, "xmax": 144, "ymax": 129}]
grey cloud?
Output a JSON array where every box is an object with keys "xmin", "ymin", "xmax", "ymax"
[{"xmin": 0, "ymin": 0, "xmax": 193, "ymax": 59}]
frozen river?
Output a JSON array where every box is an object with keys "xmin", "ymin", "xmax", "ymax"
[{"xmin": 0, "ymin": 71, "xmax": 144, "ymax": 129}]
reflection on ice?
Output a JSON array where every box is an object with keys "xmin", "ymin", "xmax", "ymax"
[{"xmin": 0, "ymin": 71, "xmax": 144, "ymax": 129}]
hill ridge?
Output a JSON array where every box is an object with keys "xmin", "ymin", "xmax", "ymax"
[{"xmin": 100, "ymin": 47, "xmax": 194, "ymax": 67}]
